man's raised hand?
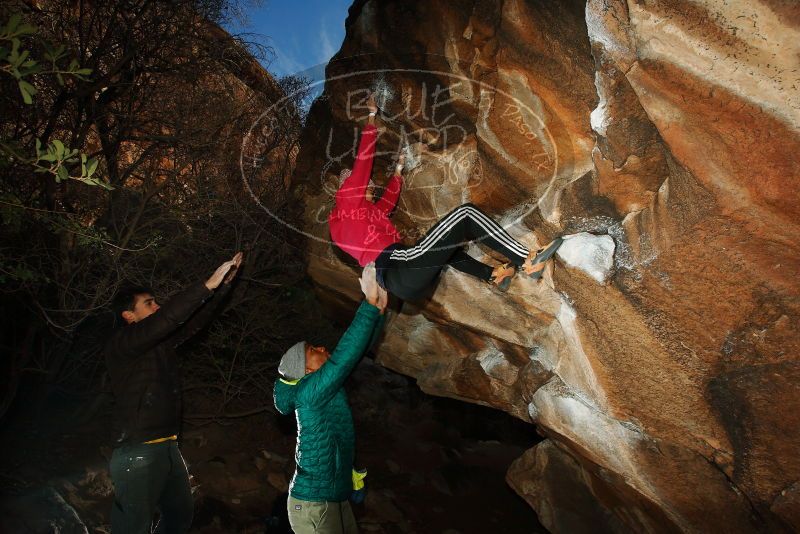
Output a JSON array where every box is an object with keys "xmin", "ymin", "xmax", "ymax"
[
  {"xmin": 223, "ymin": 251, "xmax": 243, "ymax": 284},
  {"xmin": 205, "ymin": 252, "xmax": 243, "ymax": 290}
]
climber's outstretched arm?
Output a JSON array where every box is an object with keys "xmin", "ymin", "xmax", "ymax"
[
  {"xmin": 336, "ymin": 94, "xmax": 379, "ymax": 206},
  {"xmin": 375, "ymin": 156, "xmax": 404, "ymax": 215}
]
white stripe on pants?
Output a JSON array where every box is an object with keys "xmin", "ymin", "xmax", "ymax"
[{"xmin": 390, "ymin": 204, "xmax": 528, "ymax": 261}]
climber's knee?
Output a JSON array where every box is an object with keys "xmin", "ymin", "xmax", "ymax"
[
  {"xmin": 442, "ymin": 203, "xmax": 479, "ymax": 222},
  {"xmin": 450, "ymin": 202, "xmax": 478, "ymax": 215}
]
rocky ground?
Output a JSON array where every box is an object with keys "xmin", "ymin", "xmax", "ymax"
[{"xmin": 0, "ymin": 358, "xmax": 543, "ymax": 533}]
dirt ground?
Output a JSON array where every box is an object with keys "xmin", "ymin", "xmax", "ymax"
[{"xmin": 0, "ymin": 358, "xmax": 545, "ymax": 533}]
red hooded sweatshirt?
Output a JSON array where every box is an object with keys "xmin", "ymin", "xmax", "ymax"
[{"xmin": 329, "ymin": 124, "xmax": 403, "ymax": 266}]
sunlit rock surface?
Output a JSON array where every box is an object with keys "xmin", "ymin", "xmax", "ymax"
[{"xmin": 291, "ymin": 0, "xmax": 800, "ymax": 531}]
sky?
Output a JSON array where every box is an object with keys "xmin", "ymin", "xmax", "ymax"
[{"xmin": 224, "ymin": 0, "xmax": 353, "ymax": 79}]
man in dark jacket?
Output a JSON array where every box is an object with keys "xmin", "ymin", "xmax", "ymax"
[
  {"xmin": 105, "ymin": 252, "xmax": 242, "ymax": 534},
  {"xmin": 274, "ymin": 263, "xmax": 387, "ymax": 534}
]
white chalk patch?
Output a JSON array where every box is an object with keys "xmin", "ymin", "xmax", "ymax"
[
  {"xmin": 590, "ymin": 73, "xmax": 610, "ymax": 136},
  {"xmin": 586, "ymin": 3, "xmax": 629, "ymax": 61},
  {"xmin": 557, "ymin": 232, "xmax": 615, "ymax": 283},
  {"xmin": 372, "ymin": 76, "xmax": 395, "ymax": 111},
  {"xmin": 611, "ymin": 217, "xmax": 658, "ymax": 273},
  {"xmin": 477, "ymin": 350, "xmax": 505, "ymax": 374},
  {"xmin": 477, "ymin": 346, "xmax": 517, "ymax": 385},
  {"xmin": 402, "ymin": 143, "xmax": 421, "ymax": 171},
  {"xmin": 552, "ymin": 296, "xmax": 606, "ymax": 412},
  {"xmin": 531, "ymin": 378, "xmax": 645, "ymax": 480},
  {"xmin": 527, "ymin": 402, "xmax": 539, "ymax": 421}
]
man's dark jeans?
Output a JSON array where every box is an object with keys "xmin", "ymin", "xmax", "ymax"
[{"xmin": 110, "ymin": 440, "xmax": 193, "ymax": 534}]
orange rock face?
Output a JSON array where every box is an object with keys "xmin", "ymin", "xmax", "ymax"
[{"xmin": 291, "ymin": 0, "xmax": 800, "ymax": 531}]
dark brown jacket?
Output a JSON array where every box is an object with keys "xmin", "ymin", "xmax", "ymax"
[{"xmin": 105, "ymin": 282, "xmax": 229, "ymax": 445}]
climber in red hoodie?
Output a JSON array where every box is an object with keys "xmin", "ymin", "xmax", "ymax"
[{"xmin": 328, "ymin": 93, "xmax": 562, "ymax": 301}]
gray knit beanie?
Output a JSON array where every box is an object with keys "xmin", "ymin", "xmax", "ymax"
[{"xmin": 279, "ymin": 341, "xmax": 307, "ymax": 380}]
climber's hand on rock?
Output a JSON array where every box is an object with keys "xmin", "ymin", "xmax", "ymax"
[{"xmin": 395, "ymin": 153, "xmax": 405, "ymax": 175}]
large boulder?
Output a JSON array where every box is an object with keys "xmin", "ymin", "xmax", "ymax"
[{"xmin": 290, "ymin": 0, "xmax": 800, "ymax": 531}]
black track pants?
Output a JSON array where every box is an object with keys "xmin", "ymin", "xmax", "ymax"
[
  {"xmin": 110, "ymin": 440, "xmax": 193, "ymax": 534},
  {"xmin": 376, "ymin": 203, "xmax": 529, "ymax": 300}
]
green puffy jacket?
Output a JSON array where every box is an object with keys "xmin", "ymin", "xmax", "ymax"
[{"xmin": 273, "ymin": 301, "xmax": 384, "ymax": 502}]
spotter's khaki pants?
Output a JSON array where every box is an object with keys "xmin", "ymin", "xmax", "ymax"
[{"xmin": 287, "ymin": 495, "xmax": 357, "ymax": 534}]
